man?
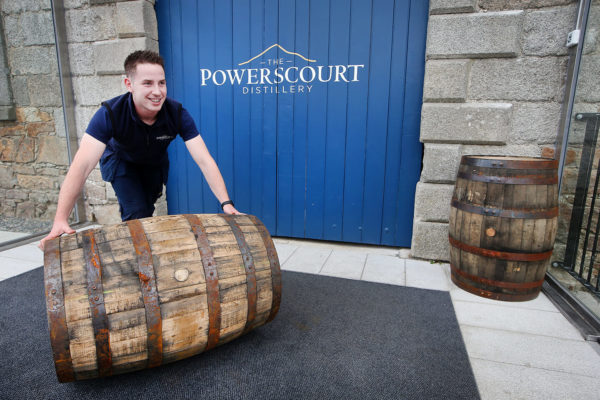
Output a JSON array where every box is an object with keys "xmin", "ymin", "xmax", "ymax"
[{"xmin": 40, "ymin": 50, "xmax": 240, "ymax": 250}]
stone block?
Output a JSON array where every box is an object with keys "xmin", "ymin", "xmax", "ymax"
[
  {"xmin": 16, "ymin": 201, "xmax": 35, "ymax": 219},
  {"xmin": 460, "ymin": 143, "xmax": 544, "ymax": 158},
  {"xmin": 94, "ymin": 37, "xmax": 158, "ymax": 75},
  {"xmin": 15, "ymin": 137, "xmax": 35, "ymax": 162},
  {"xmin": 8, "ymin": 46, "xmax": 56, "ymax": 75},
  {"xmin": 420, "ymin": 103, "xmax": 512, "ymax": 144},
  {"xmin": 72, "ymin": 76, "xmax": 126, "ymax": 106},
  {"xmin": 427, "ymin": 11, "xmax": 523, "ymax": 59},
  {"xmin": 0, "ymin": 167, "xmax": 15, "ymax": 188},
  {"xmin": 92, "ymin": 203, "xmax": 121, "ymax": 224},
  {"xmin": 48, "ymin": 108, "xmax": 66, "ymax": 138},
  {"xmin": 0, "ymin": 137, "xmax": 17, "ymax": 161},
  {"xmin": 28, "ymin": 74, "xmax": 62, "ymax": 107},
  {"xmin": 575, "ymin": 55, "xmax": 600, "ymax": 103},
  {"xmin": 414, "ymin": 182, "xmax": 454, "ymax": 222},
  {"xmin": 430, "ymin": 0, "xmax": 476, "ymax": 14},
  {"xmin": 511, "ymin": 102, "xmax": 561, "ymax": 144},
  {"xmin": 421, "ymin": 143, "xmax": 461, "ymax": 183},
  {"xmin": 66, "ymin": 6, "xmax": 117, "ymax": 43},
  {"xmin": 85, "ymin": 181, "xmax": 107, "ymax": 204},
  {"xmin": 68, "ymin": 43, "xmax": 95, "ymax": 76},
  {"xmin": 3, "ymin": 12, "xmax": 55, "ymax": 47},
  {"xmin": 117, "ymin": 1, "xmax": 158, "ymax": 40},
  {"xmin": 469, "ymin": 57, "xmax": 562, "ymax": 101},
  {"xmin": 6, "ymin": 190, "xmax": 29, "ymax": 200},
  {"xmin": 478, "ymin": 0, "xmax": 577, "ymax": 11},
  {"xmin": 106, "ymin": 183, "xmax": 117, "ymax": 200},
  {"xmin": 0, "ymin": 125, "xmax": 25, "ymax": 137},
  {"xmin": 11, "ymin": 76, "xmax": 30, "ymax": 106},
  {"xmin": 37, "ymin": 135, "xmax": 69, "ymax": 165},
  {"xmin": 423, "ymin": 60, "xmax": 469, "ymax": 102},
  {"xmin": 523, "ymin": 6, "xmax": 577, "ymax": 56},
  {"xmin": 27, "ymin": 121, "xmax": 55, "ymax": 136},
  {"xmin": 0, "ymin": 0, "xmax": 48, "ymax": 14},
  {"xmin": 16, "ymin": 107, "xmax": 48, "ymax": 123},
  {"xmin": 75, "ymin": 106, "xmax": 99, "ymax": 138},
  {"xmin": 16, "ymin": 174, "xmax": 55, "ymax": 189},
  {"xmin": 410, "ymin": 221, "xmax": 450, "ymax": 261}
]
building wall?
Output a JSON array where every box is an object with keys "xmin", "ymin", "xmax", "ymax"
[
  {"xmin": 411, "ymin": 0, "xmax": 579, "ymax": 260},
  {"xmin": 0, "ymin": 0, "xmax": 161, "ymax": 226},
  {"xmin": 0, "ymin": 0, "xmax": 67, "ymax": 222},
  {"xmin": 64, "ymin": 0, "xmax": 160, "ymax": 223},
  {"xmin": 0, "ymin": 0, "xmax": 587, "ymax": 260}
]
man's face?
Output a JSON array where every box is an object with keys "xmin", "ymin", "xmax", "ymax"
[{"xmin": 124, "ymin": 63, "xmax": 167, "ymax": 119}]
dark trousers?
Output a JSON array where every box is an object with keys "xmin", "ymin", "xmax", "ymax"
[{"xmin": 110, "ymin": 161, "xmax": 164, "ymax": 221}]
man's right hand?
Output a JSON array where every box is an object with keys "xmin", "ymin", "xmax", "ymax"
[{"xmin": 39, "ymin": 221, "xmax": 75, "ymax": 251}]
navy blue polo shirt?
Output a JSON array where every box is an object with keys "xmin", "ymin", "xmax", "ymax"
[{"xmin": 86, "ymin": 93, "xmax": 199, "ymax": 182}]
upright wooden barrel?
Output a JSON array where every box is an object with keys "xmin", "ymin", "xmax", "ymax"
[
  {"xmin": 44, "ymin": 214, "xmax": 281, "ymax": 382},
  {"xmin": 449, "ymin": 156, "xmax": 558, "ymax": 301}
]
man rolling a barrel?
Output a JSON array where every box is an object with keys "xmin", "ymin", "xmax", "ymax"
[{"xmin": 39, "ymin": 50, "xmax": 240, "ymax": 250}]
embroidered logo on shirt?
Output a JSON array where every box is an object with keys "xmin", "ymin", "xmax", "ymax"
[{"xmin": 156, "ymin": 135, "xmax": 174, "ymax": 141}]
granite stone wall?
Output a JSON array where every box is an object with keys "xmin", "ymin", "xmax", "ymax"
[
  {"xmin": 0, "ymin": 0, "xmax": 160, "ymax": 226},
  {"xmin": 0, "ymin": 0, "xmax": 66, "ymax": 222},
  {"xmin": 411, "ymin": 0, "xmax": 579, "ymax": 260}
]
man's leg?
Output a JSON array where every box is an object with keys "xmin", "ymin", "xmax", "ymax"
[{"xmin": 111, "ymin": 161, "xmax": 156, "ymax": 221}]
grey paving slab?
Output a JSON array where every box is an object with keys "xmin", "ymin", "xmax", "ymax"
[
  {"xmin": 319, "ymin": 249, "xmax": 366, "ymax": 280},
  {"xmin": 454, "ymin": 300, "xmax": 583, "ymax": 340},
  {"xmin": 0, "ymin": 256, "xmax": 40, "ymax": 281},
  {"xmin": 471, "ymin": 358, "xmax": 600, "ymax": 400},
  {"xmin": 461, "ymin": 325, "xmax": 600, "ymax": 378},
  {"xmin": 405, "ymin": 259, "xmax": 450, "ymax": 291},
  {"xmin": 1, "ymin": 243, "xmax": 43, "ymax": 264},
  {"xmin": 0, "ymin": 230, "xmax": 29, "ymax": 242},
  {"xmin": 272, "ymin": 240, "xmax": 299, "ymax": 265},
  {"xmin": 280, "ymin": 245, "xmax": 332, "ymax": 274},
  {"xmin": 449, "ymin": 280, "xmax": 559, "ymax": 312},
  {"xmin": 361, "ymin": 254, "xmax": 406, "ymax": 286}
]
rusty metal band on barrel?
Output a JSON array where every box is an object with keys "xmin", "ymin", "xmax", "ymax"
[
  {"xmin": 457, "ymin": 171, "xmax": 558, "ymax": 185},
  {"xmin": 461, "ymin": 156, "xmax": 559, "ymax": 170},
  {"xmin": 127, "ymin": 220, "xmax": 163, "ymax": 367},
  {"xmin": 183, "ymin": 214, "xmax": 221, "ymax": 350},
  {"xmin": 448, "ymin": 235, "xmax": 553, "ymax": 261},
  {"xmin": 44, "ymin": 238, "xmax": 75, "ymax": 382},
  {"xmin": 450, "ymin": 273, "xmax": 541, "ymax": 301},
  {"xmin": 451, "ymin": 198, "xmax": 559, "ymax": 219},
  {"xmin": 450, "ymin": 263, "xmax": 545, "ymax": 290},
  {"xmin": 248, "ymin": 215, "xmax": 281, "ymax": 323},
  {"xmin": 81, "ymin": 230, "xmax": 112, "ymax": 377},
  {"xmin": 222, "ymin": 215, "xmax": 257, "ymax": 333}
]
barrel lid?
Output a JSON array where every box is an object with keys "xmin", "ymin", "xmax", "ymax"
[{"xmin": 461, "ymin": 155, "xmax": 558, "ymax": 169}]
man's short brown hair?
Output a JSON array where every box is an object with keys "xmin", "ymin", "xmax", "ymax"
[{"xmin": 124, "ymin": 50, "xmax": 165, "ymax": 78}]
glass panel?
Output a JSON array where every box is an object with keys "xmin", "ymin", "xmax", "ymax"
[
  {"xmin": 551, "ymin": 0, "xmax": 600, "ymax": 318},
  {"xmin": 0, "ymin": 7, "xmax": 73, "ymax": 246}
]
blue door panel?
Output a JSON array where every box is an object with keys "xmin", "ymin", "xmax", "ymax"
[{"xmin": 155, "ymin": 0, "xmax": 428, "ymax": 246}]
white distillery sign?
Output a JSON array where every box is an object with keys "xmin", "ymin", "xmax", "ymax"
[{"xmin": 199, "ymin": 44, "xmax": 365, "ymax": 95}]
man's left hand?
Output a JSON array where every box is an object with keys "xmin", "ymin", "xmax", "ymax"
[{"xmin": 223, "ymin": 204, "xmax": 243, "ymax": 215}]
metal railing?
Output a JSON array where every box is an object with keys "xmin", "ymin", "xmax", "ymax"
[{"xmin": 557, "ymin": 113, "xmax": 600, "ymax": 297}]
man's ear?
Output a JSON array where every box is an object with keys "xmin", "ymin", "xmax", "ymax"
[{"xmin": 124, "ymin": 76, "xmax": 133, "ymax": 92}]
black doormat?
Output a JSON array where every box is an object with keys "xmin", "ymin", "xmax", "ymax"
[{"xmin": 0, "ymin": 268, "xmax": 479, "ymax": 399}]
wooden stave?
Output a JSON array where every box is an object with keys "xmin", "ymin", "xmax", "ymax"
[
  {"xmin": 44, "ymin": 214, "xmax": 281, "ymax": 381},
  {"xmin": 448, "ymin": 157, "xmax": 558, "ymax": 301}
]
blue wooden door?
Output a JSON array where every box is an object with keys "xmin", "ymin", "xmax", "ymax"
[{"xmin": 156, "ymin": 0, "xmax": 428, "ymax": 246}]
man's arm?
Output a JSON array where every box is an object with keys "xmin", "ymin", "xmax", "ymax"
[
  {"xmin": 39, "ymin": 134, "xmax": 107, "ymax": 250},
  {"xmin": 184, "ymin": 135, "xmax": 241, "ymax": 215}
]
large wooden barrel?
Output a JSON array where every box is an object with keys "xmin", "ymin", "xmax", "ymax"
[
  {"xmin": 43, "ymin": 214, "xmax": 281, "ymax": 382},
  {"xmin": 449, "ymin": 156, "xmax": 558, "ymax": 301}
]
